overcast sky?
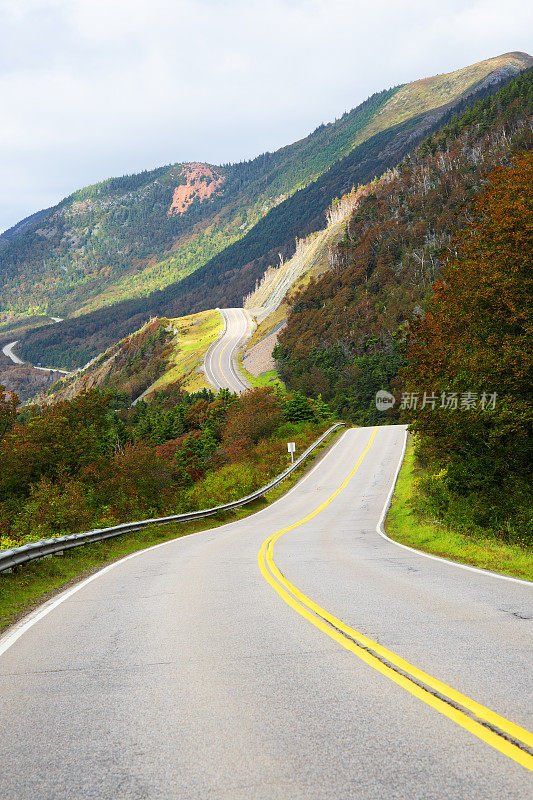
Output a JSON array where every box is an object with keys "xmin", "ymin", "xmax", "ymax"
[{"xmin": 0, "ymin": 0, "xmax": 531, "ymax": 232}]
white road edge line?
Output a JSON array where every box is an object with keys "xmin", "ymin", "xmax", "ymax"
[
  {"xmin": 229, "ymin": 311, "xmax": 251, "ymax": 391},
  {"xmin": 0, "ymin": 429, "xmax": 348, "ymax": 660},
  {"xmin": 2, "ymin": 341, "xmax": 24, "ymax": 365},
  {"xmin": 203, "ymin": 308, "xmax": 226, "ymax": 391},
  {"xmin": 204, "ymin": 308, "xmax": 251, "ymax": 394},
  {"xmin": 2, "ymin": 425, "xmax": 528, "ymax": 660},
  {"xmin": 375, "ymin": 427, "xmax": 532, "ymax": 586}
]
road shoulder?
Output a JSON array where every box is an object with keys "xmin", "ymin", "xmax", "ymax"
[{"xmin": 385, "ymin": 434, "xmax": 533, "ymax": 581}]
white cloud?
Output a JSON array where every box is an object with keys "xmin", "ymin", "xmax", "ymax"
[{"xmin": 0, "ymin": 0, "xmax": 531, "ymax": 231}]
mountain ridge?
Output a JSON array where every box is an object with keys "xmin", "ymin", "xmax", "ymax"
[
  {"xmin": 274, "ymin": 66, "xmax": 533, "ymax": 422},
  {"xmin": 2, "ymin": 51, "xmax": 531, "ymax": 370},
  {"xmin": 5, "ymin": 63, "xmax": 532, "ymax": 406}
]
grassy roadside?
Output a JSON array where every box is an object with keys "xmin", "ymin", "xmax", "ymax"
[
  {"xmin": 244, "ymin": 305, "xmax": 288, "ymax": 351},
  {"xmin": 0, "ymin": 427, "xmax": 343, "ymax": 634},
  {"xmin": 385, "ymin": 435, "xmax": 533, "ymax": 581},
  {"xmin": 148, "ymin": 310, "xmax": 223, "ymax": 396}
]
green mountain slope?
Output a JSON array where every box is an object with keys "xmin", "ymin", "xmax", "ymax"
[
  {"xmin": 0, "ymin": 87, "xmax": 396, "ymax": 321},
  {"xmin": 36, "ymin": 311, "xmax": 222, "ymax": 406},
  {"xmin": 273, "ymin": 68, "xmax": 533, "ymax": 423},
  {"xmin": 2, "ymin": 52, "xmax": 530, "ymax": 327},
  {"xmin": 5, "ymin": 52, "xmax": 532, "ymax": 369}
]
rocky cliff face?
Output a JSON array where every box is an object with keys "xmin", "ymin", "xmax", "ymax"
[{"xmin": 168, "ymin": 165, "xmax": 225, "ymax": 216}]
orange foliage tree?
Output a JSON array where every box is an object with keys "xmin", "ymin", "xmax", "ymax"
[
  {"xmin": 221, "ymin": 388, "xmax": 285, "ymax": 463},
  {"xmin": 403, "ymin": 153, "xmax": 533, "ymax": 533}
]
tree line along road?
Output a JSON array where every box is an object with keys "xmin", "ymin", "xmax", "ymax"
[{"xmin": 0, "ymin": 425, "xmax": 531, "ymax": 799}]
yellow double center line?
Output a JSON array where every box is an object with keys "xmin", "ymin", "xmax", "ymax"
[{"xmin": 258, "ymin": 427, "xmax": 533, "ymax": 771}]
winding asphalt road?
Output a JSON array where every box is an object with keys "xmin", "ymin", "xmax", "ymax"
[
  {"xmin": 1, "ymin": 425, "xmax": 532, "ymax": 798},
  {"xmin": 204, "ymin": 308, "xmax": 252, "ymax": 393},
  {"xmin": 2, "ymin": 332, "xmax": 70, "ymax": 374},
  {"xmin": 2, "ymin": 340, "xmax": 24, "ymax": 365}
]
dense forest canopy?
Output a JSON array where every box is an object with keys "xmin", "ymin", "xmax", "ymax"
[
  {"xmin": 0, "ymin": 384, "xmax": 331, "ymax": 548},
  {"xmin": 274, "ymin": 69, "xmax": 533, "ymax": 424}
]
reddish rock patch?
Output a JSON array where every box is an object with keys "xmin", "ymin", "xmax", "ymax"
[{"xmin": 168, "ymin": 164, "xmax": 225, "ymax": 216}]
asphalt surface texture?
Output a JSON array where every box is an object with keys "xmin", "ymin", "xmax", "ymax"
[
  {"xmin": 204, "ymin": 308, "xmax": 252, "ymax": 394},
  {"xmin": 1, "ymin": 425, "xmax": 532, "ymax": 799}
]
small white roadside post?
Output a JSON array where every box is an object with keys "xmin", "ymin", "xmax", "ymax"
[{"xmin": 287, "ymin": 441, "xmax": 296, "ymax": 465}]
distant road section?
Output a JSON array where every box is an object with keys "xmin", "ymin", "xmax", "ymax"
[
  {"xmin": 2, "ymin": 338, "xmax": 70, "ymax": 374},
  {"xmin": 204, "ymin": 308, "xmax": 252, "ymax": 394},
  {"xmin": 2, "ymin": 341, "xmax": 24, "ymax": 364}
]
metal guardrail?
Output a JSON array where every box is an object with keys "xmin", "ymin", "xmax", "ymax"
[{"xmin": 0, "ymin": 423, "xmax": 345, "ymax": 573}]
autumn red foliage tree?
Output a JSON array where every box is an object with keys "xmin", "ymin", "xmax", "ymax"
[
  {"xmin": 275, "ymin": 70, "xmax": 533, "ymax": 422},
  {"xmin": 221, "ymin": 388, "xmax": 285, "ymax": 463},
  {"xmin": 403, "ymin": 152, "xmax": 533, "ymax": 536},
  {"xmin": 0, "ymin": 391, "xmax": 110, "ymax": 501},
  {"xmin": 0, "ymin": 383, "xmax": 329, "ymax": 543}
]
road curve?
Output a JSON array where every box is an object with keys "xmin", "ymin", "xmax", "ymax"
[
  {"xmin": 2, "ymin": 340, "xmax": 24, "ymax": 364},
  {"xmin": 1, "ymin": 426, "xmax": 532, "ymax": 799},
  {"xmin": 204, "ymin": 307, "xmax": 252, "ymax": 393},
  {"xmin": 2, "ymin": 336, "xmax": 70, "ymax": 374}
]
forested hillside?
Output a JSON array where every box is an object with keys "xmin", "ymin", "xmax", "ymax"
[
  {"xmin": 38, "ymin": 318, "xmax": 176, "ymax": 406},
  {"xmin": 39, "ymin": 310, "xmax": 223, "ymax": 405},
  {"xmin": 6, "ymin": 52, "xmax": 532, "ymax": 369},
  {"xmin": 0, "ymin": 87, "xmax": 398, "ymax": 322},
  {"xmin": 274, "ymin": 69, "xmax": 533, "ymax": 422},
  {"xmin": 0, "ymin": 385, "xmax": 330, "ymax": 547},
  {"xmin": 404, "ymin": 152, "xmax": 532, "ymax": 542}
]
